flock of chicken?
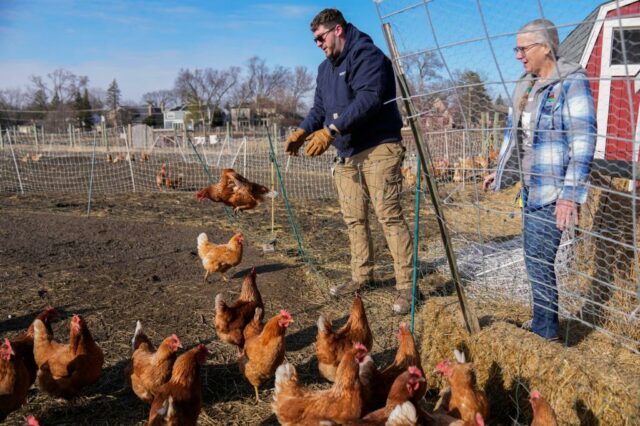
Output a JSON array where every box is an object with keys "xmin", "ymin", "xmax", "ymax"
[
  {"xmin": 400, "ymin": 149, "xmax": 500, "ymax": 187},
  {"xmin": 1, "ymin": 167, "xmax": 559, "ymax": 425},
  {"xmin": 0, "ymin": 307, "xmax": 103, "ymax": 424},
  {"xmin": 212, "ymin": 271, "xmax": 559, "ymax": 426}
]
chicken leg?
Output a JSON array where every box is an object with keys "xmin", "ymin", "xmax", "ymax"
[{"xmin": 253, "ymin": 385, "xmax": 260, "ymax": 402}]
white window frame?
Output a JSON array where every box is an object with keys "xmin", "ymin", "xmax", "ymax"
[{"xmin": 594, "ymin": 16, "xmax": 640, "ymax": 159}]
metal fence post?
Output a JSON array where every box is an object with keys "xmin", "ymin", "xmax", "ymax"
[
  {"xmin": 382, "ymin": 22, "xmax": 480, "ymax": 334},
  {"xmin": 444, "ymin": 129, "xmax": 449, "ymax": 162},
  {"xmin": 125, "ymin": 124, "xmax": 136, "ymax": 192},
  {"xmin": 7, "ymin": 131, "xmax": 24, "ymax": 195},
  {"xmin": 34, "ymin": 123, "xmax": 39, "ymax": 153}
]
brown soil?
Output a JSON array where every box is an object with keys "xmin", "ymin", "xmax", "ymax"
[{"xmin": 0, "ymin": 192, "xmax": 415, "ymax": 426}]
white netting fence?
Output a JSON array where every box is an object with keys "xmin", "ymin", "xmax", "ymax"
[{"xmin": 1, "ymin": 1, "xmax": 638, "ymax": 356}]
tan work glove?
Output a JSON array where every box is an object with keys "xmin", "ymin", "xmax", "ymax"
[
  {"xmin": 284, "ymin": 127, "xmax": 308, "ymax": 156},
  {"xmin": 304, "ymin": 128, "xmax": 335, "ymax": 157}
]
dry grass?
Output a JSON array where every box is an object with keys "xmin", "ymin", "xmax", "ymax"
[{"xmin": 417, "ymin": 297, "xmax": 640, "ymax": 425}]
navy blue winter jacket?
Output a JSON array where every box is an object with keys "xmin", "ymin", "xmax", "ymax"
[{"xmin": 299, "ymin": 23, "xmax": 403, "ymax": 158}]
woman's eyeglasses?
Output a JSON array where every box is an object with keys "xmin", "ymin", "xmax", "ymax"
[
  {"xmin": 313, "ymin": 26, "xmax": 336, "ymax": 44},
  {"xmin": 513, "ymin": 43, "xmax": 541, "ymax": 55}
]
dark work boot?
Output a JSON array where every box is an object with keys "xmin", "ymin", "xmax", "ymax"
[
  {"xmin": 330, "ymin": 280, "xmax": 369, "ymax": 297},
  {"xmin": 392, "ymin": 289, "xmax": 413, "ymax": 315}
]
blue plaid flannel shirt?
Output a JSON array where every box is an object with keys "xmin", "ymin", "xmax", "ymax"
[{"xmin": 494, "ymin": 71, "xmax": 597, "ymax": 208}]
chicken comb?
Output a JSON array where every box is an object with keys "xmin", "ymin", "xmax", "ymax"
[
  {"xmin": 43, "ymin": 305, "xmax": 59, "ymax": 319},
  {"xmin": 249, "ymin": 266, "xmax": 257, "ymax": 276},
  {"xmin": 407, "ymin": 366, "xmax": 423, "ymax": 377},
  {"xmin": 25, "ymin": 416, "xmax": 40, "ymax": 426},
  {"xmin": 170, "ymin": 334, "xmax": 183, "ymax": 347},
  {"xmin": 279, "ymin": 309, "xmax": 292, "ymax": 320},
  {"xmin": 353, "ymin": 342, "xmax": 368, "ymax": 353},
  {"xmin": 530, "ymin": 390, "xmax": 541, "ymax": 400},
  {"xmin": 1, "ymin": 338, "xmax": 12, "ymax": 359},
  {"xmin": 196, "ymin": 343, "xmax": 209, "ymax": 357},
  {"xmin": 435, "ymin": 359, "xmax": 452, "ymax": 372}
]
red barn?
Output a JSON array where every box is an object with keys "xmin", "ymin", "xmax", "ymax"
[{"xmin": 560, "ymin": 0, "xmax": 640, "ymax": 166}]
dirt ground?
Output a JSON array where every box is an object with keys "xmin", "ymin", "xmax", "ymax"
[
  {"xmin": 1, "ymin": 183, "xmax": 638, "ymax": 425},
  {"xmin": 0, "ymin": 192, "xmax": 422, "ymax": 426}
]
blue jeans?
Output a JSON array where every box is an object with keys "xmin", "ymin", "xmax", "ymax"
[{"xmin": 522, "ymin": 190, "xmax": 562, "ymax": 339}]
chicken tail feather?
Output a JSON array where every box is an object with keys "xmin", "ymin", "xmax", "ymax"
[
  {"xmin": 215, "ymin": 293, "xmax": 226, "ymax": 312},
  {"xmin": 32, "ymin": 319, "xmax": 50, "ymax": 357},
  {"xmin": 274, "ymin": 363, "xmax": 298, "ymax": 397},
  {"xmin": 264, "ymin": 190, "xmax": 278, "ymax": 199},
  {"xmin": 131, "ymin": 320, "xmax": 151, "ymax": 351},
  {"xmin": 387, "ymin": 401, "xmax": 417, "ymax": 426},
  {"xmin": 197, "ymin": 233, "xmax": 208, "ymax": 252},
  {"xmin": 253, "ymin": 307, "xmax": 263, "ymax": 321},
  {"xmin": 317, "ymin": 314, "xmax": 331, "ymax": 334},
  {"xmin": 157, "ymin": 395, "xmax": 175, "ymax": 418}
]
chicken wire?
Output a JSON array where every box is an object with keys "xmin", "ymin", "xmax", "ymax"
[
  {"xmin": 1, "ymin": 0, "xmax": 638, "ymax": 358},
  {"xmin": 375, "ymin": 0, "xmax": 640, "ymax": 355}
]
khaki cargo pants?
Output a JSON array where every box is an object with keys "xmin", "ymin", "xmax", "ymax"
[{"xmin": 333, "ymin": 142, "xmax": 413, "ymax": 290}]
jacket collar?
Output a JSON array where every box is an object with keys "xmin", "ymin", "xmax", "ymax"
[{"xmin": 330, "ymin": 23, "xmax": 355, "ymax": 67}]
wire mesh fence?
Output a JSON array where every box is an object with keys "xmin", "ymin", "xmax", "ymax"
[
  {"xmin": 1, "ymin": 0, "xmax": 639, "ymax": 422},
  {"xmin": 374, "ymin": 0, "xmax": 640, "ymax": 353}
]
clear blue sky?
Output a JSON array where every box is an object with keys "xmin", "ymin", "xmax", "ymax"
[{"xmin": 0, "ymin": 0, "xmax": 603, "ymax": 104}]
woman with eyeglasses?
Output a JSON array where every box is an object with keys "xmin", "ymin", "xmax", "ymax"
[
  {"xmin": 483, "ymin": 19, "xmax": 597, "ymax": 341},
  {"xmin": 284, "ymin": 8, "xmax": 415, "ymax": 315}
]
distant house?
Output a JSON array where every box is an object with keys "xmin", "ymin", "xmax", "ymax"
[
  {"xmin": 230, "ymin": 106, "xmax": 252, "ymax": 129},
  {"xmin": 16, "ymin": 125, "xmax": 35, "ymax": 134},
  {"xmin": 421, "ymin": 98, "xmax": 454, "ymax": 131},
  {"xmin": 559, "ymin": 0, "xmax": 640, "ymax": 163},
  {"xmin": 130, "ymin": 104, "xmax": 164, "ymax": 127},
  {"xmin": 163, "ymin": 105, "xmax": 192, "ymax": 130},
  {"xmin": 230, "ymin": 102, "xmax": 282, "ymax": 129}
]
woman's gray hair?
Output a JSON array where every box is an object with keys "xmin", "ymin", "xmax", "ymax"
[{"xmin": 519, "ymin": 19, "xmax": 559, "ymax": 57}]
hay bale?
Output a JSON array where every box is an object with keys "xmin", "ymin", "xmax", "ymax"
[{"xmin": 416, "ymin": 297, "xmax": 640, "ymax": 425}]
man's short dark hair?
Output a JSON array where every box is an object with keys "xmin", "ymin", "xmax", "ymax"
[{"xmin": 310, "ymin": 8, "xmax": 347, "ymax": 31}]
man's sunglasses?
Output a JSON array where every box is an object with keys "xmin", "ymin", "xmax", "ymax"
[{"xmin": 313, "ymin": 26, "xmax": 336, "ymax": 44}]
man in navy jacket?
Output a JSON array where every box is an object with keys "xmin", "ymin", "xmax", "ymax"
[{"xmin": 285, "ymin": 8, "xmax": 413, "ymax": 314}]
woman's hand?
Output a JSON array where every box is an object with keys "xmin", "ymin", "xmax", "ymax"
[
  {"xmin": 555, "ymin": 199, "xmax": 579, "ymax": 231},
  {"xmin": 482, "ymin": 172, "xmax": 496, "ymax": 191}
]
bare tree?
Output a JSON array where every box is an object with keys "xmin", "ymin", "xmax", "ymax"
[
  {"xmin": 404, "ymin": 51, "xmax": 443, "ymax": 93},
  {"xmin": 89, "ymin": 87, "xmax": 107, "ymax": 110},
  {"xmin": 29, "ymin": 69, "xmax": 88, "ymax": 104},
  {"xmin": 0, "ymin": 88, "xmax": 30, "ymax": 127},
  {"xmin": 141, "ymin": 89, "xmax": 177, "ymax": 110},
  {"xmin": 174, "ymin": 67, "xmax": 239, "ymax": 124},
  {"xmin": 0, "ymin": 88, "xmax": 29, "ymax": 109},
  {"xmin": 287, "ymin": 66, "xmax": 315, "ymax": 113},
  {"xmin": 233, "ymin": 57, "xmax": 290, "ymax": 105}
]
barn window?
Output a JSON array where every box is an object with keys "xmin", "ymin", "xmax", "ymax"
[{"xmin": 611, "ymin": 28, "xmax": 640, "ymax": 65}]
